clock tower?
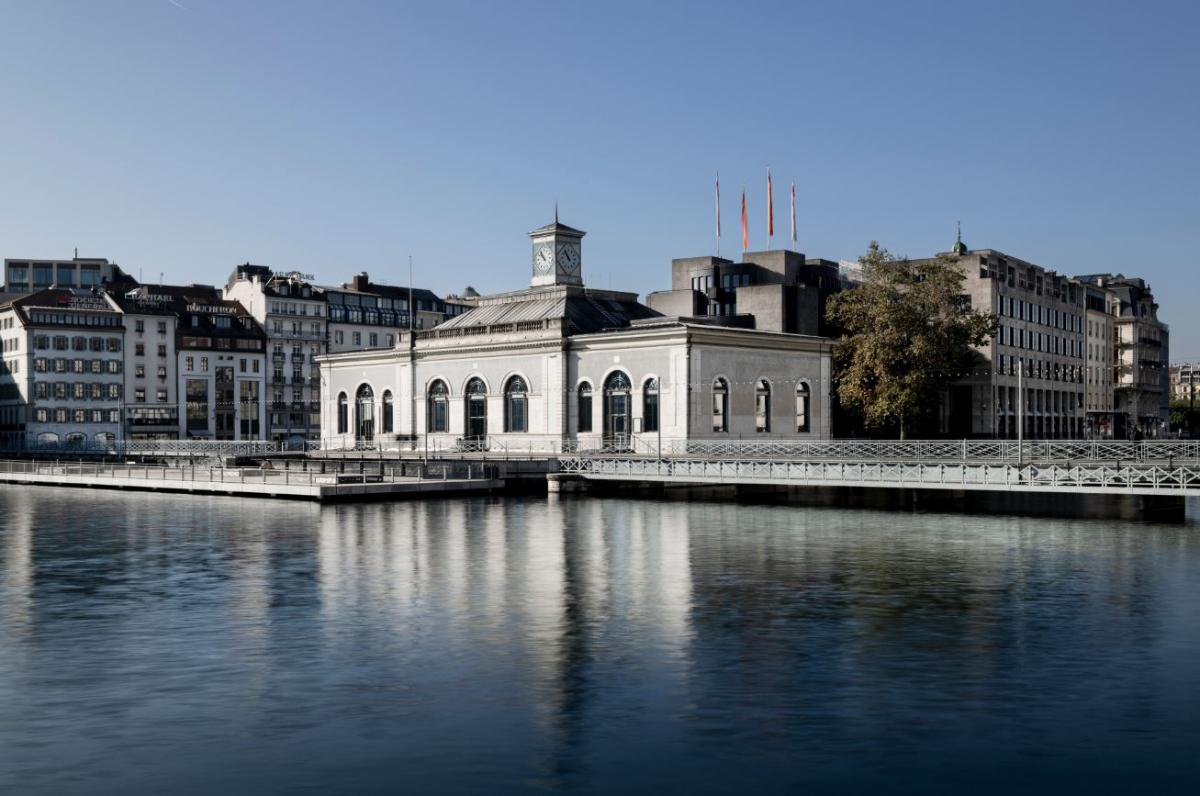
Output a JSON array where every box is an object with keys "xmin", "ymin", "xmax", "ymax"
[{"xmin": 529, "ymin": 211, "xmax": 585, "ymax": 288}]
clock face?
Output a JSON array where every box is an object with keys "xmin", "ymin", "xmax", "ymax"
[
  {"xmin": 557, "ymin": 242, "xmax": 580, "ymax": 273},
  {"xmin": 534, "ymin": 243, "xmax": 554, "ymax": 274}
]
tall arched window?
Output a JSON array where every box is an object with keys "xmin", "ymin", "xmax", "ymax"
[
  {"xmin": 712, "ymin": 377, "xmax": 728, "ymax": 432},
  {"xmin": 355, "ymin": 383, "xmax": 375, "ymax": 442},
  {"xmin": 755, "ymin": 379, "xmax": 771, "ymax": 433},
  {"xmin": 603, "ymin": 371, "xmax": 632, "ymax": 446},
  {"xmin": 795, "ymin": 382, "xmax": 810, "ymax": 432},
  {"xmin": 428, "ymin": 380, "xmax": 449, "ymax": 432},
  {"xmin": 337, "ymin": 392, "xmax": 348, "ymax": 434},
  {"xmin": 642, "ymin": 377, "xmax": 659, "ymax": 433},
  {"xmin": 577, "ymin": 383, "xmax": 593, "ymax": 433},
  {"xmin": 504, "ymin": 375, "xmax": 528, "ymax": 433},
  {"xmin": 382, "ymin": 390, "xmax": 394, "ymax": 434},
  {"xmin": 464, "ymin": 377, "xmax": 488, "ymax": 440}
]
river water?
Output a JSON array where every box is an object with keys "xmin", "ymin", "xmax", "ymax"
[{"xmin": 1, "ymin": 486, "xmax": 1198, "ymax": 794}]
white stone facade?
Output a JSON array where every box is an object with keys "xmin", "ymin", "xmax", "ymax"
[{"xmin": 317, "ymin": 320, "xmax": 831, "ymax": 452}]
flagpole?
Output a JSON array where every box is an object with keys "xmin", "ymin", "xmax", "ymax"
[{"xmin": 715, "ymin": 171, "xmax": 721, "ymax": 258}]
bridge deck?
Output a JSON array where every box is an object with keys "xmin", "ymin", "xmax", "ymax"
[{"xmin": 559, "ymin": 457, "xmax": 1200, "ymax": 496}]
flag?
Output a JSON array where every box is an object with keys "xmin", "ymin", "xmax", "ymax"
[
  {"xmin": 740, "ymin": 190, "xmax": 748, "ymax": 251},
  {"xmin": 767, "ymin": 169, "xmax": 774, "ymax": 240},
  {"xmin": 715, "ymin": 172, "xmax": 721, "ymax": 246},
  {"xmin": 790, "ymin": 179, "xmax": 797, "ymax": 245}
]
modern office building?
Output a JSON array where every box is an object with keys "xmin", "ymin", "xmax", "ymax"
[
  {"xmin": 925, "ymin": 236, "xmax": 1087, "ymax": 438},
  {"xmin": 645, "ymin": 250, "xmax": 840, "ymax": 336},
  {"xmin": 3, "ymin": 256, "xmax": 134, "ymax": 294}
]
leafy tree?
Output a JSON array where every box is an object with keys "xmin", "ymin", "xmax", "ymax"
[{"xmin": 826, "ymin": 242, "xmax": 996, "ymax": 439}]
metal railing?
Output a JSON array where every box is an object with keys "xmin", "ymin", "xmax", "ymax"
[
  {"xmin": 558, "ymin": 456, "xmax": 1200, "ymax": 496},
  {"xmin": 0, "ymin": 458, "xmax": 497, "ymax": 488},
  {"xmin": 310, "ymin": 436, "xmax": 1200, "ymax": 462}
]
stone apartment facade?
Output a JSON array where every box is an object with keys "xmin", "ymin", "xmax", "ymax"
[{"xmin": 1076, "ymin": 274, "xmax": 1169, "ymax": 438}]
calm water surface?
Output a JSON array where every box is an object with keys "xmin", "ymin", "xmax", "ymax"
[{"xmin": 1, "ymin": 487, "xmax": 1199, "ymax": 794}]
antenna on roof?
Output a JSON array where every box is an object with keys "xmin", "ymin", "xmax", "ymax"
[{"xmin": 554, "ymin": 200, "xmax": 559, "ymax": 225}]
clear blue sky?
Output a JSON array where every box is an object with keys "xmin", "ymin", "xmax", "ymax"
[{"xmin": 1, "ymin": 1, "xmax": 1197, "ymax": 355}]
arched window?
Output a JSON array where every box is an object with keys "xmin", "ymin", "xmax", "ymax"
[
  {"xmin": 427, "ymin": 380, "xmax": 449, "ymax": 433},
  {"xmin": 355, "ymin": 383, "xmax": 375, "ymax": 442},
  {"xmin": 36, "ymin": 432, "xmax": 59, "ymax": 446},
  {"xmin": 577, "ymin": 382, "xmax": 593, "ymax": 433},
  {"xmin": 337, "ymin": 392, "xmax": 348, "ymax": 434},
  {"xmin": 755, "ymin": 379, "xmax": 771, "ymax": 433},
  {"xmin": 65, "ymin": 432, "xmax": 86, "ymax": 447},
  {"xmin": 464, "ymin": 377, "xmax": 488, "ymax": 440},
  {"xmin": 382, "ymin": 390, "xmax": 394, "ymax": 434},
  {"xmin": 712, "ymin": 377, "xmax": 728, "ymax": 433},
  {"xmin": 642, "ymin": 377, "xmax": 659, "ymax": 433},
  {"xmin": 504, "ymin": 376, "xmax": 528, "ymax": 433},
  {"xmin": 603, "ymin": 371, "xmax": 632, "ymax": 446},
  {"xmin": 795, "ymin": 382, "xmax": 810, "ymax": 432}
]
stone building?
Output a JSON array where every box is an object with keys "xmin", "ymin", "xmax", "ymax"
[
  {"xmin": 1084, "ymin": 283, "xmax": 1117, "ymax": 438},
  {"xmin": 1076, "ymin": 274, "xmax": 1169, "ymax": 438},
  {"xmin": 923, "ymin": 234, "xmax": 1087, "ymax": 438},
  {"xmin": 109, "ymin": 290, "xmax": 181, "ymax": 440},
  {"xmin": 1170, "ymin": 363, "xmax": 1200, "ymax": 403},
  {"xmin": 317, "ymin": 218, "xmax": 833, "ymax": 451},
  {"xmin": 0, "ymin": 289, "xmax": 126, "ymax": 447}
]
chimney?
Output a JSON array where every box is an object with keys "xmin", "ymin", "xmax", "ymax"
[{"xmin": 352, "ymin": 272, "xmax": 370, "ymax": 291}]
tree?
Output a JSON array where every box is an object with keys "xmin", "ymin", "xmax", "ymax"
[{"xmin": 826, "ymin": 242, "xmax": 996, "ymax": 439}]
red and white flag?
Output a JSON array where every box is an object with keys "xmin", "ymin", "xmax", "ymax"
[
  {"xmin": 767, "ymin": 169, "xmax": 774, "ymax": 241},
  {"xmin": 740, "ymin": 190, "xmax": 748, "ymax": 251}
]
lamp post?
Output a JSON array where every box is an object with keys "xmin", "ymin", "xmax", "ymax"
[{"xmin": 1017, "ymin": 360, "xmax": 1024, "ymax": 467}]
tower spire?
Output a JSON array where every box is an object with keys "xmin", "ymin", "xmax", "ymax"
[
  {"xmin": 554, "ymin": 200, "xmax": 559, "ymax": 225},
  {"xmin": 952, "ymin": 220, "xmax": 967, "ymax": 255}
]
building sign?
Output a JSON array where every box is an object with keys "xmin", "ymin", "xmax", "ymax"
[
  {"xmin": 187, "ymin": 303, "xmax": 236, "ymax": 314},
  {"xmin": 54, "ymin": 295, "xmax": 111, "ymax": 311}
]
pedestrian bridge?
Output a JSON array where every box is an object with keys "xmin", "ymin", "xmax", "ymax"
[{"xmin": 557, "ymin": 456, "xmax": 1200, "ymax": 497}]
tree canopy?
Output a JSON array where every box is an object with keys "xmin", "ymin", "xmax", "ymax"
[{"xmin": 826, "ymin": 242, "xmax": 996, "ymax": 438}]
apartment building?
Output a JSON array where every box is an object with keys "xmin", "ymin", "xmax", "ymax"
[
  {"xmin": 0, "ymin": 289, "xmax": 126, "ymax": 447},
  {"xmin": 1084, "ymin": 283, "xmax": 1116, "ymax": 437},
  {"xmin": 930, "ymin": 238, "xmax": 1086, "ymax": 439},
  {"xmin": 225, "ymin": 265, "xmax": 325, "ymax": 444},
  {"xmin": 323, "ymin": 273, "xmax": 446, "ymax": 354},
  {"xmin": 1170, "ymin": 363, "xmax": 1200, "ymax": 402},
  {"xmin": 1076, "ymin": 274, "xmax": 1169, "ymax": 438},
  {"xmin": 105, "ymin": 290, "xmax": 180, "ymax": 440}
]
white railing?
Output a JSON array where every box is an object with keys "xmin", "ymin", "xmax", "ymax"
[
  {"xmin": 558, "ymin": 456, "xmax": 1200, "ymax": 495},
  {"xmin": 3, "ymin": 438, "xmax": 285, "ymax": 457},
  {"xmin": 0, "ymin": 458, "xmax": 498, "ymax": 487},
  {"xmin": 579, "ymin": 439, "xmax": 1200, "ymax": 462}
]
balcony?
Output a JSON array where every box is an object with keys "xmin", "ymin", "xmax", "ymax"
[
  {"xmin": 291, "ymin": 376, "xmax": 306, "ymax": 385},
  {"xmin": 291, "ymin": 353, "xmax": 306, "ymax": 363},
  {"xmin": 271, "ymin": 352, "xmax": 286, "ymax": 363},
  {"xmin": 271, "ymin": 375, "xmax": 287, "ymax": 384},
  {"xmin": 309, "ymin": 376, "xmax": 320, "ymax": 387}
]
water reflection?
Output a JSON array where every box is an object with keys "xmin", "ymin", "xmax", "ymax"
[{"xmin": 1, "ymin": 487, "xmax": 1199, "ymax": 794}]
